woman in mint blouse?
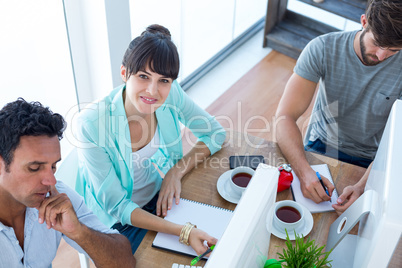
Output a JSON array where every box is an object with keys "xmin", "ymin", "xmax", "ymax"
[{"xmin": 74, "ymin": 25, "xmax": 225, "ymax": 254}]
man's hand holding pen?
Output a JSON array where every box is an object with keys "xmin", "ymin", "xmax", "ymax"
[
  {"xmin": 299, "ymin": 168, "xmax": 335, "ymax": 203},
  {"xmin": 316, "ymin": 171, "xmax": 331, "ymax": 202}
]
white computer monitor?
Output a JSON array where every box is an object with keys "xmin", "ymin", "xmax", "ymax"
[
  {"xmin": 205, "ymin": 164, "xmax": 279, "ymax": 268},
  {"xmin": 327, "ymin": 100, "xmax": 402, "ymax": 267}
]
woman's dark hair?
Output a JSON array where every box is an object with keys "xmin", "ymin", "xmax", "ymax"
[
  {"xmin": 0, "ymin": 98, "xmax": 66, "ymax": 170},
  {"xmin": 365, "ymin": 0, "xmax": 402, "ymax": 47},
  {"xmin": 122, "ymin": 24, "xmax": 180, "ymax": 80}
]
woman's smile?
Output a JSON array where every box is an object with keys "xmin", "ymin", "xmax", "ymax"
[{"xmin": 140, "ymin": 96, "xmax": 158, "ymax": 104}]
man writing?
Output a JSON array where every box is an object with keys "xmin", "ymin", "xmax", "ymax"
[
  {"xmin": 0, "ymin": 99, "xmax": 136, "ymax": 267},
  {"xmin": 276, "ymin": 0, "xmax": 402, "ymax": 213}
]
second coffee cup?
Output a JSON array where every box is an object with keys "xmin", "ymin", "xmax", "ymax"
[
  {"xmin": 229, "ymin": 166, "xmax": 255, "ymax": 196},
  {"xmin": 273, "ymin": 200, "xmax": 304, "ymax": 234}
]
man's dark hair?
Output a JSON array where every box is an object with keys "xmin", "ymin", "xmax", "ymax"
[
  {"xmin": 366, "ymin": 0, "xmax": 402, "ymax": 47},
  {"xmin": 0, "ymin": 98, "xmax": 66, "ymax": 170}
]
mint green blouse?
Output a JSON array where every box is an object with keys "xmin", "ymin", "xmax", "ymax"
[{"xmin": 74, "ymin": 81, "xmax": 226, "ymax": 227}]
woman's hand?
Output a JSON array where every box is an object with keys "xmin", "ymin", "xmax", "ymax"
[
  {"xmin": 332, "ymin": 163, "xmax": 371, "ymax": 215},
  {"xmin": 156, "ymin": 142, "xmax": 212, "ymax": 217},
  {"xmin": 332, "ymin": 183, "xmax": 365, "ymax": 215},
  {"xmin": 188, "ymin": 228, "xmax": 218, "ymax": 256},
  {"xmin": 156, "ymin": 169, "xmax": 182, "ymax": 217}
]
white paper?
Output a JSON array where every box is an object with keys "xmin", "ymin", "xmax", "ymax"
[
  {"xmin": 291, "ymin": 164, "xmax": 339, "ymax": 213},
  {"xmin": 152, "ymin": 198, "xmax": 233, "ymax": 257}
]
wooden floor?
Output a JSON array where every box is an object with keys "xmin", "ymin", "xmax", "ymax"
[
  {"xmin": 206, "ymin": 50, "xmax": 301, "ymax": 142},
  {"xmin": 52, "ymin": 50, "xmax": 306, "ymax": 267}
]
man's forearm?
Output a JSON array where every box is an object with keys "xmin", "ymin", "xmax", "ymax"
[
  {"xmin": 72, "ymin": 225, "xmax": 136, "ymax": 268},
  {"xmin": 276, "ymin": 116, "xmax": 311, "ymax": 179},
  {"xmin": 356, "ymin": 162, "xmax": 372, "ymax": 188}
]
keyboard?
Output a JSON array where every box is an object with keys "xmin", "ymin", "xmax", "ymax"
[{"xmin": 171, "ymin": 264, "xmax": 203, "ymax": 268}]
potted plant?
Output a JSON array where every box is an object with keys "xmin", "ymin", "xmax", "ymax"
[{"xmin": 264, "ymin": 230, "xmax": 333, "ymax": 268}]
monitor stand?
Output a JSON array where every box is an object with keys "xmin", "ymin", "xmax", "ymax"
[
  {"xmin": 330, "ymin": 234, "xmax": 358, "ymax": 267},
  {"xmin": 326, "ymin": 190, "xmax": 375, "ymax": 267}
]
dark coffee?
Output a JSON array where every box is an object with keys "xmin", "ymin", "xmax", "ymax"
[
  {"xmin": 276, "ymin": 206, "xmax": 301, "ymax": 223},
  {"xmin": 232, "ymin": 172, "xmax": 252, "ymax": 187}
]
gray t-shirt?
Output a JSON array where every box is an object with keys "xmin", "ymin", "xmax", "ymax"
[{"xmin": 295, "ymin": 30, "xmax": 402, "ymax": 160}]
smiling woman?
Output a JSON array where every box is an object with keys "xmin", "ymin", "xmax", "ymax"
[{"xmin": 73, "ymin": 24, "xmax": 226, "ymax": 256}]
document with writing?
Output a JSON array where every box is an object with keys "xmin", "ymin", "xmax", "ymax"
[
  {"xmin": 291, "ymin": 164, "xmax": 338, "ymax": 213},
  {"xmin": 152, "ymin": 198, "xmax": 233, "ymax": 257}
]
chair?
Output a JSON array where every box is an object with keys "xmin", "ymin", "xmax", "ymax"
[{"xmin": 55, "ymin": 148, "xmax": 91, "ymax": 268}]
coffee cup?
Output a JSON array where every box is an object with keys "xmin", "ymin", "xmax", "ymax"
[
  {"xmin": 273, "ymin": 200, "xmax": 304, "ymax": 234},
  {"xmin": 229, "ymin": 166, "xmax": 255, "ymax": 196}
]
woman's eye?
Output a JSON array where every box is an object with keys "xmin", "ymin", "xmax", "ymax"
[
  {"xmin": 160, "ymin": 79, "xmax": 169, "ymax": 83},
  {"xmin": 139, "ymin": 74, "xmax": 148, "ymax": 79}
]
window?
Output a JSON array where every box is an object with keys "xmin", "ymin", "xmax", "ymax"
[{"xmin": 0, "ymin": 0, "xmax": 78, "ymax": 157}]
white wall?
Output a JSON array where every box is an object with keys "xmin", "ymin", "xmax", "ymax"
[
  {"xmin": 129, "ymin": 0, "xmax": 267, "ymax": 81},
  {"xmin": 64, "ymin": 0, "xmax": 115, "ymax": 104},
  {"xmin": 233, "ymin": 0, "xmax": 267, "ymax": 38},
  {"xmin": 0, "ymin": 0, "xmax": 78, "ymax": 157},
  {"xmin": 180, "ymin": 0, "xmax": 235, "ymax": 79}
]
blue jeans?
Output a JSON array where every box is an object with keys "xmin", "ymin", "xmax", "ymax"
[
  {"xmin": 111, "ymin": 193, "xmax": 159, "ymax": 254},
  {"xmin": 304, "ymin": 139, "xmax": 371, "ymax": 168}
]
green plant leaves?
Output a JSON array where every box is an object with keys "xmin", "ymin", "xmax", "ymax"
[{"xmin": 276, "ymin": 229, "xmax": 333, "ymax": 268}]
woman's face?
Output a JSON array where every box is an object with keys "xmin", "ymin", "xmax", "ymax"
[{"xmin": 121, "ymin": 65, "xmax": 173, "ymax": 115}]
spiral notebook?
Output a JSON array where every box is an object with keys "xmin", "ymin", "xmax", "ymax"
[
  {"xmin": 152, "ymin": 198, "xmax": 233, "ymax": 257},
  {"xmin": 291, "ymin": 164, "xmax": 339, "ymax": 213}
]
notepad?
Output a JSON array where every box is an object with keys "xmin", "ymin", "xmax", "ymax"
[
  {"xmin": 152, "ymin": 198, "xmax": 233, "ymax": 257},
  {"xmin": 291, "ymin": 164, "xmax": 339, "ymax": 213}
]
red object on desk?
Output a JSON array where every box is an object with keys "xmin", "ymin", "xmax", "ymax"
[{"xmin": 277, "ymin": 164, "xmax": 293, "ymax": 192}]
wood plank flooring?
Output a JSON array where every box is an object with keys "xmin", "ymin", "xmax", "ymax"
[
  {"xmin": 182, "ymin": 50, "xmax": 314, "ymax": 154},
  {"xmin": 52, "ymin": 50, "xmax": 307, "ymax": 267},
  {"xmin": 206, "ymin": 50, "xmax": 296, "ymax": 141}
]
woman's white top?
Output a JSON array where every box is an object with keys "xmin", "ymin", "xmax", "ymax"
[{"xmin": 131, "ymin": 126, "xmax": 163, "ymax": 208}]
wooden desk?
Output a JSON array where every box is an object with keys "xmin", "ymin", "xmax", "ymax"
[{"xmin": 133, "ymin": 132, "xmax": 366, "ymax": 267}]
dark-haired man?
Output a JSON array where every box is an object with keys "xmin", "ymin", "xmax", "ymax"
[
  {"xmin": 0, "ymin": 99, "xmax": 136, "ymax": 267},
  {"xmin": 275, "ymin": 0, "xmax": 402, "ymax": 213}
]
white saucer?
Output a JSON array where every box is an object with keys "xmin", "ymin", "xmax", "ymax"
[
  {"xmin": 266, "ymin": 202, "xmax": 314, "ymax": 240},
  {"xmin": 217, "ymin": 170, "xmax": 242, "ymax": 204}
]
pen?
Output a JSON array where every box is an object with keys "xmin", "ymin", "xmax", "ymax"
[
  {"xmin": 316, "ymin": 172, "xmax": 331, "ymax": 201},
  {"xmin": 190, "ymin": 245, "xmax": 215, "ymax": 266}
]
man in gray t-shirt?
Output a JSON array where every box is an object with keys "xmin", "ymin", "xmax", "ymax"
[{"xmin": 275, "ymin": 0, "xmax": 402, "ymax": 214}]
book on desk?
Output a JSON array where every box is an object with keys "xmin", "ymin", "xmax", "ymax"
[{"xmin": 152, "ymin": 198, "xmax": 233, "ymax": 257}]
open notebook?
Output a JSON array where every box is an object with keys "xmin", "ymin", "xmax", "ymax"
[
  {"xmin": 152, "ymin": 198, "xmax": 233, "ymax": 257},
  {"xmin": 291, "ymin": 164, "xmax": 339, "ymax": 213}
]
